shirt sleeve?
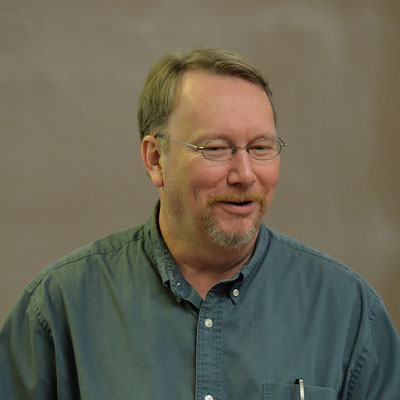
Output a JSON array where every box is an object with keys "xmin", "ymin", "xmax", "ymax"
[
  {"xmin": 0, "ymin": 290, "xmax": 57, "ymax": 399},
  {"xmin": 346, "ymin": 296, "xmax": 400, "ymax": 399}
]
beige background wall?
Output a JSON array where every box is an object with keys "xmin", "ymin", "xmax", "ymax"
[{"xmin": 1, "ymin": 0, "xmax": 399, "ymax": 332}]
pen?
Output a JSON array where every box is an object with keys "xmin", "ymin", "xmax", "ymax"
[{"xmin": 295, "ymin": 378, "xmax": 305, "ymax": 400}]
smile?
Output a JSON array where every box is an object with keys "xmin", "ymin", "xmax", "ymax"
[
  {"xmin": 222, "ymin": 200, "xmax": 252, "ymax": 206},
  {"xmin": 214, "ymin": 200, "xmax": 258, "ymax": 216}
]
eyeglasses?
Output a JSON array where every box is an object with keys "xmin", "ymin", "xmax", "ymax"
[{"xmin": 155, "ymin": 134, "xmax": 286, "ymax": 162}]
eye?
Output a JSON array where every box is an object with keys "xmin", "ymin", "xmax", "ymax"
[
  {"xmin": 203, "ymin": 141, "xmax": 230, "ymax": 152},
  {"xmin": 249, "ymin": 139, "xmax": 277, "ymax": 156},
  {"xmin": 252, "ymin": 144, "xmax": 272, "ymax": 151},
  {"xmin": 202, "ymin": 140, "xmax": 232, "ymax": 161}
]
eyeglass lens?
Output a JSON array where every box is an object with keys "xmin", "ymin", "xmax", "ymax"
[{"xmin": 202, "ymin": 139, "xmax": 280, "ymax": 161}]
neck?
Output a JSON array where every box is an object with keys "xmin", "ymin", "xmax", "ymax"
[
  {"xmin": 159, "ymin": 209, "xmax": 257, "ymax": 299},
  {"xmin": 172, "ymin": 244, "xmax": 255, "ymax": 299}
]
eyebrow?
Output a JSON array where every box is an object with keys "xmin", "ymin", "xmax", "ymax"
[{"xmin": 198, "ymin": 133, "xmax": 277, "ymax": 144}]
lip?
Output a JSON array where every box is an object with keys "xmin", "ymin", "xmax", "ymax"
[{"xmin": 214, "ymin": 200, "xmax": 258, "ymax": 215}]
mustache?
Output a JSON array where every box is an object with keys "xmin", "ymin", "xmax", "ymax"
[{"xmin": 207, "ymin": 191, "xmax": 266, "ymax": 206}]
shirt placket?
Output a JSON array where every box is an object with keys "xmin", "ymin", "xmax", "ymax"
[{"xmin": 195, "ymin": 291, "xmax": 224, "ymax": 400}]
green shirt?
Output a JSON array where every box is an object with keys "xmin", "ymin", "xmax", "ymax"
[{"xmin": 1, "ymin": 204, "xmax": 399, "ymax": 399}]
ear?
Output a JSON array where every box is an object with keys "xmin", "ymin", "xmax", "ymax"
[{"xmin": 141, "ymin": 135, "xmax": 164, "ymax": 188}]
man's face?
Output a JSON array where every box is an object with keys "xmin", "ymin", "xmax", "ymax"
[{"xmin": 157, "ymin": 70, "xmax": 280, "ymax": 250}]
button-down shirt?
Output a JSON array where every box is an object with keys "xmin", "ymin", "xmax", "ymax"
[{"xmin": 1, "ymin": 203, "xmax": 399, "ymax": 399}]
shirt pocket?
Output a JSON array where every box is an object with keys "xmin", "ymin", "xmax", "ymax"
[{"xmin": 262, "ymin": 382, "xmax": 337, "ymax": 400}]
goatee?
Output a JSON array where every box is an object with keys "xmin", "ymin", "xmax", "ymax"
[{"xmin": 203, "ymin": 212, "xmax": 262, "ymax": 250}]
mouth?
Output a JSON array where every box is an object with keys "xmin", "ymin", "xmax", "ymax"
[
  {"xmin": 207, "ymin": 192, "xmax": 266, "ymax": 216},
  {"xmin": 222, "ymin": 200, "xmax": 252, "ymax": 206},
  {"xmin": 214, "ymin": 199, "xmax": 259, "ymax": 216}
]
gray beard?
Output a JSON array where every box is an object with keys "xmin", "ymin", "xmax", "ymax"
[{"xmin": 203, "ymin": 211, "xmax": 262, "ymax": 250}]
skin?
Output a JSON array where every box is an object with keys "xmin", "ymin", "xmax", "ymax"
[{"xmin": 142, "ymin": 70, "xmax": 280, "ymax": 298}]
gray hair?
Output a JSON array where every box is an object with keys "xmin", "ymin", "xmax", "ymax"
[{"xmin": 137, "ymin": 47, "xmax": 276, "ymax": 141}]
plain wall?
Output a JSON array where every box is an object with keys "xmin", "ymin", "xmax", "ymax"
[{"xmin": 1, "ymin": 0, "xmax": 399, "ymax": 332}]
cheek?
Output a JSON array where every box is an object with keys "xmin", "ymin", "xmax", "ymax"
[
  {"xmin": 257, "ymin": 162, "xmax": 280, "ymax": 191},
  {"xmin": 190, "ymin": 166, "xmax": 227, "ymax": 198}
]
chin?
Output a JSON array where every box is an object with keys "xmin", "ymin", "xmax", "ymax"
[{"xmin": 203, "ymin": 213, "xmax": 263, "ymax": 250}]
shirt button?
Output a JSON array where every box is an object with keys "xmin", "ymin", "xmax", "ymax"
[
  {"xmin": 204, "ymin": 395, "xmax": 214, "ymax": 400},
  {"xmin": 232, "ymin": 288, "xmax": 240, "ymax": 297},
  {"xmin": 204, "ymin": 318, "xmax": 213, "ymax": 328}
]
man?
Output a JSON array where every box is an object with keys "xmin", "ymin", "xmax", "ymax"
[{"xmin": 1, "ymin": 48, "xmax": 399, "ymax": 399}]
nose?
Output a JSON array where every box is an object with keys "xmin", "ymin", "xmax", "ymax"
[{"xmin": 227, "ymin": 148, "xmax": 256, "ymax": 187}]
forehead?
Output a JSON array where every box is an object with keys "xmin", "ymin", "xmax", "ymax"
[{"xmin": 167, "ymin": 70, "xmax": 275, "ymax": 142}]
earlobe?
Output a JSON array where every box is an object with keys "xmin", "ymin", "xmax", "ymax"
[{"xmin": 141, "ymin": 135, "xmax": 164, "ymax": 188}]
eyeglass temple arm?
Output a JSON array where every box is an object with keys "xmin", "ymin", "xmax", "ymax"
[{"xmin": 155, "ymin": 134, "xmax": 203, "ymax": 150}]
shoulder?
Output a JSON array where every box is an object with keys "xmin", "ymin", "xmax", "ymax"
[
  {"xmin": 267, "ymin": 227, "xmax": 368, "ymax": 276},
  {"xmin": 25, "ymin": 224, "xmax": 146, "ymax": 297},
  {"xmin": 268, "ymin": 227, "xmax": 350, "ymax": 266},
  {"xmin": 262, "ymin": 227, "xmax": 390, "ymax": 346},
  {"xmin": 264, "ymin": 227, "xmax": 381, "ymax": 305}
]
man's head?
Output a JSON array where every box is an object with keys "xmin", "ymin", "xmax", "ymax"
[
  {"xmin": 137, "ymin": 48, "xmax": 276, "ymax": 142},
  {"xmin": 140, "ymin": 49, "xmax": 281, "ymax": 253}
]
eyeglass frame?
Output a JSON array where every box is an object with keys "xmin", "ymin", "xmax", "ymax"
[{"xmin": 154, "ymin": 133, "xmax": 287, "ymax": 162}]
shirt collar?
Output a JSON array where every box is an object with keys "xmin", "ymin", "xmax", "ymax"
[
  {"xmin": 144, "ymin": 201, "xmax": 270, "ymax": 304},
  {"xmin": 144, "ymin": 202, "xmax": 195, "ymax": 302}
]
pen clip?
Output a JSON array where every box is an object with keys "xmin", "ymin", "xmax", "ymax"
[{"xmin": 295, "ymin": 379, "xmax": 305, "ymax": 400}]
